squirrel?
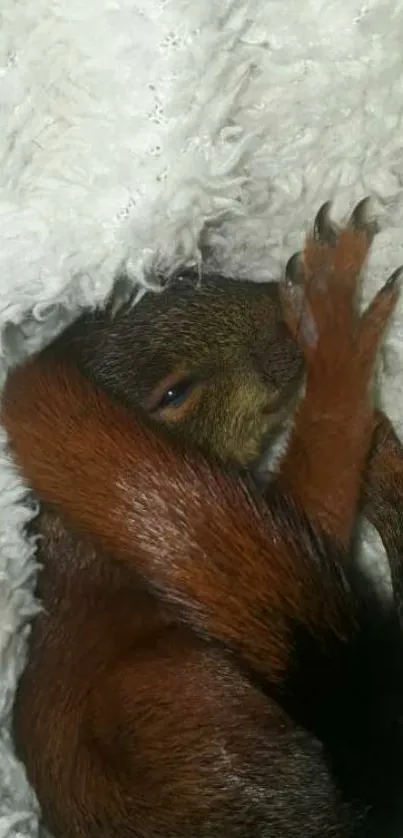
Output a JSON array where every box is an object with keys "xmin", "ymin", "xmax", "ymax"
[{"xmin": 3, "ymin": 201, "xmax": 403, "ymax": 837}]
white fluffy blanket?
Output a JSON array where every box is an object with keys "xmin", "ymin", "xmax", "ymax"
[{"xmin": 1, "ymin": 1, "xmax": 403, "ymax": 834}]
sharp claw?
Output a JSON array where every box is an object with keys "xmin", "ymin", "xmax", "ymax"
[
  {"xmin": 349, "ymin": 197, "xmax": 372, "ymax": 226},
  {"xmin": 349, "ymin": 197, "xmax": 379, "ymax": 241},
  {"xmin": 282, "ymin": 251, "xmax": 319, "ymax": 349},
  {"xmin": 383, "ymin": 265, "xmax": 403, "ymax": 292},
  {"xmin": 285, "ymin": 251, "xmax": 304, "ymax": 286},
  {"xmin": 313, "ymin": 201, "xmax": 338, "ymax": 245}
]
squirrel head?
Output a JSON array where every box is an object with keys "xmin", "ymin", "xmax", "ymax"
[{"xmin": 51, "ymin": 272, "xmax": 304, "ymax": 466}]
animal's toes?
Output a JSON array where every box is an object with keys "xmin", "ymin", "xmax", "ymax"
[
  {"xmin": 313, "ymin": 201, "xmax": 338, "ymax": 245},
  {"xmin": 382, "ymin": 265, "xmax": 403, "ymax": 292},
  {"xmin": 348, "ymin": 197, "xmax": 379, "ymax": 245},
  {"xmin": 367, "ymin": 264, "xmax": 403, "ymax": 312},
  {"xmin": 359, "ymin": 265, "xmax": 401, "ymax": 358}
]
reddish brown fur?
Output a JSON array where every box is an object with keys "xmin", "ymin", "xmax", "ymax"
[
  {"xmin": 2, "ymin": 353, "xmax": 345, "ymax": 678},
  {"xmin": 277, "ymin": 230, "xmax": 398, "ymax": 545},
  {"xmin": 2, "ymin": 216, "xmax": 400, "ymax": 838}
]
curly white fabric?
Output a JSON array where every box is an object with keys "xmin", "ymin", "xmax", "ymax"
[{"xmin": 1, "ymin": 0, "xmax": 403, "ymax": 834}]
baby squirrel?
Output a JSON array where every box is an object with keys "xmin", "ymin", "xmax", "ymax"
[{"xmin": 3, "ymin": 202, "xmax": 403, "ymax": 838}]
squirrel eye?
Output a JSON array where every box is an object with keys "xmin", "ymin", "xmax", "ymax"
[{"xmin": 155, "ymin": 377, "xmax": 195, "ymax": 411}]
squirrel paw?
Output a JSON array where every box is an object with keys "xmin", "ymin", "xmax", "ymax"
[{"xmin": 280, "ymin": 199, "xmax": 400, "ymax": 374}]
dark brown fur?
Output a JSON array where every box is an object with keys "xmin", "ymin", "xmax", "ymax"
[
  {"xmin": 3, "ymin": 210, "xmax": 403, "ymax": 837},
  {"xmin": 49, "ymin": 271, "xmax": 303, "ymax": 466}
]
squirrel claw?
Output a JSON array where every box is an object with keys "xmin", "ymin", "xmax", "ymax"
[
  {"xmin": 313, "ymin": 201, "xmax": 338, "ymax": 245},
  {"xmin": 348, "ymin": 197, "xmax": 379, "ymax": 244},
  {"xmin": 314, "ymin": 198, "xmax": 379, "ymax": 249},
  {"xmin": 383, "ymin": 265, "xmax": 403, "ymax": 292},
  {"xmin": 284, "ymin": 252, "xmax": 304, "ymax": 286}
]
